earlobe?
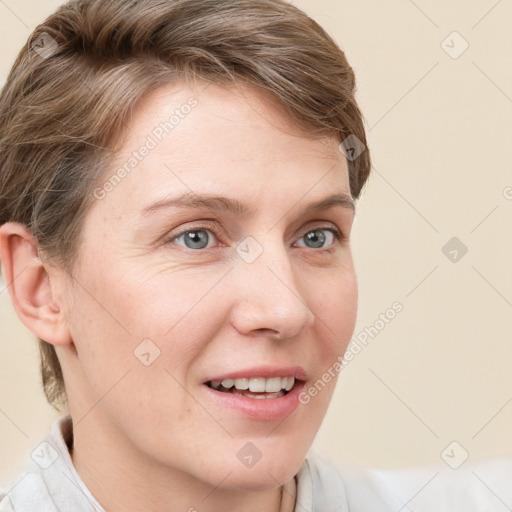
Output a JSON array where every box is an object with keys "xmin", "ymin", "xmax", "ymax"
[{"xmin": 0, "ymin": 222, "xmax": 72, "ymax": 347}]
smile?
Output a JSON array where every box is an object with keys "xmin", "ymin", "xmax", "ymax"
[{"xmin": 205, "ymin": 376, "xmax": 296, "ymax": 399}]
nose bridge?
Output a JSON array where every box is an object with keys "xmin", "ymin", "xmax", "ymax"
[{"xmin": 229, "ymin": 232, "xmax": 315, "ymax": 339}]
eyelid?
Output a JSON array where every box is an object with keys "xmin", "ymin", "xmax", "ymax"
[
  {"xmin": 296, "ymin": 222, "xmax": 344, "ymax": 239},
  {"xmin": 166, "ymin": 221, "xmax": 224, "ymax": 247}
]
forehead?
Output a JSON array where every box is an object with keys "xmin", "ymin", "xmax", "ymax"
[
  {"xmin": 118, "ymin": 78, "xmax": 345, "ymax": 162},
  {"xmin": 94, "ymin": 80, "xmax": 351, "ymax": 218}
]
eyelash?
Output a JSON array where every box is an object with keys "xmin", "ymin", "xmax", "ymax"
[{"xmin": 164, "ymin": 221, "xmax": 345, "ymax": 252}]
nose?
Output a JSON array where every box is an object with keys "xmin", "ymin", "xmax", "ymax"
[{"xmin": 229, "ymin": 238, "xmax": 316, "ymax": 341}]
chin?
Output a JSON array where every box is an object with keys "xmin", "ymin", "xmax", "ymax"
[
  {"xmin": 217, "ymin": 467, "xmax": 297, "ymax": 492},
  {"xmin": 209, "ymin": 451, "xmax": 306, "ymax": 491}
]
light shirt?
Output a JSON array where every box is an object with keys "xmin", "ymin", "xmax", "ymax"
[{"xmin": 1, "ymin": 414, "xmax": 511, "ymax": 511}]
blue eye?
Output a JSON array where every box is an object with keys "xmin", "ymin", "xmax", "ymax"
[
  {"xmin": 171, "ymin": 228, "xmax": 217, "ymax": 250},
  {"xmin": 295, "ymin": 228, "xmax": 341, "ymax": 249},
  {"xmin": 167, "ymin": 224, "xmax": 343, "ymax": 251}
]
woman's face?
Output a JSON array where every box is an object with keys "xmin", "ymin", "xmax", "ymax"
[{"xmin": 60, "ymin": 80, "xmax": 358, "ymax": 489}]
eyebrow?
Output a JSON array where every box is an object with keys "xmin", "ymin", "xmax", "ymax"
[{"xmin": 141, "ymin": 191, "xmax": 355, "ymax": 217}]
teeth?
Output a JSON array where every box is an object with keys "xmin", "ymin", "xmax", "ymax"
[
  {"xmin": 234, "ymin": 378, "xmax": 249, "ymax": 390},
  {"xmin": 221, "ymin": 379, "xmax": 234, "ymax": 389},
  {"xmin": 249, "ymin": 377, "xmax": 266, "ymax": 392},
  {"xmin": 211, "ymin": 376, "xmax": 296, "ymax": 392},
  {"xmin": 265, "ymin": 377, "xmax": 282, "ymax": 393},
  {"xmin": 285, "ymin": 377, "xmax": 295, "ymax": 391},
  {"xmin": 237, "ymin": 390, "xmax": 285, "ymax": 399}
]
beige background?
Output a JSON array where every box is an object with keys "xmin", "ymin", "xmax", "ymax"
[{"xmin": 1, "ymin": 0, "xmax": 511, "ymax": 490}]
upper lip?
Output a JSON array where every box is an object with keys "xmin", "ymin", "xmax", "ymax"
[{"xmin": 203, "ymin": 365, "xmax": 308, "ymax": 383}]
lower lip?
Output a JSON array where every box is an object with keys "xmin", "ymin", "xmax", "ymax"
[{"xmin": 202, "ymin": 381, "xmax": 306, "ymax": 421}]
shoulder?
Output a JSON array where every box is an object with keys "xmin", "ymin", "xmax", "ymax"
[
  {"xmin": 0, "ymin": 472, "xmax": 61, "ymax": 512},
  {"xmin": 371, "ymin": 456, "xmax": 512, "ymax": 511},
  {"xmin": 0, "ymin": 414, "xmax": 103, "ymax": 512},
  {"xmin": 301, "ymin": 449, "xmax": 512, "ymax": 512}
]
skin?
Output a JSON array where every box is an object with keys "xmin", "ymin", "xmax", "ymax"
[{"xmin": 0, "ymin": 80, "xmax": 358, "ymax": 512}]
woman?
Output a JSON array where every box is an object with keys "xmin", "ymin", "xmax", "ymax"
[{"xmin": 0, "ymin": 1, "xmax": 510, "ymax": 511}]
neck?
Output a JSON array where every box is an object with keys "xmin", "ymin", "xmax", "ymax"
[{"xmin": 69, "ymin": 411, "xmax": 295, "ymax": 512}]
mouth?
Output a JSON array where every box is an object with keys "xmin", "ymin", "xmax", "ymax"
[
  {"xmin": 202, "ymin": 369, "xmax": 307, "ymax": 421},
  {"xmin": 204, "ymin": 376, "xmax": 299, "ymax": 399}
]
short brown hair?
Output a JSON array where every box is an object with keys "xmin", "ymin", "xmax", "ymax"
[{"xmin": 0, "ymin": 0, "xmax": 371, "ymax": 410}]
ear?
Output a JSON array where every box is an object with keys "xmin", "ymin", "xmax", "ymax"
[{"xmin": 0, "ymin": 222, "xmax": 72, "ymax": 346}]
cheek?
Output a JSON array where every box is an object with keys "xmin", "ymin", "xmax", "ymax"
[
  {"xmin": 314, "ymin": 266, "xmax": 358, "ymax": 347},
  {"xmin": 304, "ymin": 268, "xmax": 357, "ymax": 402},
  {"xmin": 108, "ymin": 260, "xmax": 225, "ymax": 339},
  {"xmin": 73, "ymin": 265, "xmax": 225, "ymax": 392}
]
